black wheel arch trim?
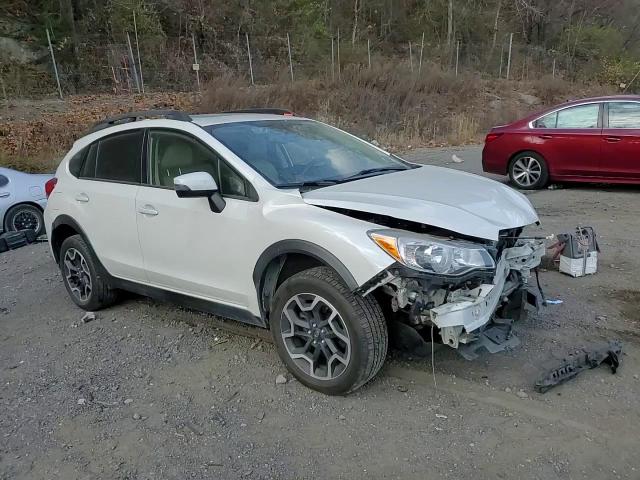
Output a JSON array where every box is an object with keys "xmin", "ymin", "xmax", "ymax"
[{"xmin": 252, "ymin": 239, "xmax": 360, "ymax": 321}]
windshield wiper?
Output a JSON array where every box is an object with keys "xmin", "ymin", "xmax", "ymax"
[
  {"xmin": 339, "ymin": 166, "xmax": 409, "ymax": 181},
  {"xmin": 277, "ymin": 179, "xmax": 341, "ymax": 191}
]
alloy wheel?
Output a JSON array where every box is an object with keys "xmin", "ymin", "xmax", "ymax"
[
  {"xmin": 512, "ymin": 156, "xmax": 542, "ymax": 187},
  {"xmin": 11, "ymin": 210, "xmax": 40, "ymax": 233},
  {"xmin": 63, "ymin": 248, "xmax": 92, "ymax": 302},
  {"xmin": 280, "ymin": 293, "xmax": 351, "ymax": 380}
]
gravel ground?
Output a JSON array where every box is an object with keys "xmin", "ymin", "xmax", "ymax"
[{"xmin": 1, "ymin": 146, "xmax": 640, "ymax": 479}]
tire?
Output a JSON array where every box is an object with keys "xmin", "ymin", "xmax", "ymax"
[
  {"xmin": 4, "ymin": 204, "xmax": 45, "ymax": 237},
  {"xmin": 508, "ymin": 151, "xmax": 549, "ymax": 190},
  {"xmin": 59, "ymin": 234, "xmax": 119, "ymax": 311},
  {"xmin": 270, "ymin": 266, "xmax": 388, "ymax": 395}
]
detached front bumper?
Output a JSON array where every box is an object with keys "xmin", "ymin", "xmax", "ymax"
[{"xmin": 428, "ymin": 240, "xmax": 545, "ymax": 358}]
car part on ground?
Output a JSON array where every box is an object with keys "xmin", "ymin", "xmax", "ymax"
[
  {"xmin": 557, "ymin": 226, "xmax": 599, "ymax": 277},
  {"xmin": 535, "ymin": 340, "xmax": 622, "ymax": 393},
  {"xmin": 0, "ymin": 229, "xmax": 38, "ymax": 253}
]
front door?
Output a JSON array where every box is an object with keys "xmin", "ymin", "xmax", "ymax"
[
  {"xmin": 600, "ymin": 101, "xmax": 640, "ymax": 178},
  {"xmin": 135, "ymin": 128, "xmax": 258, "ymax": 308}
]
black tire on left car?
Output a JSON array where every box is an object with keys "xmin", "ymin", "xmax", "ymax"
[
  {"xmin": 508, "ymin": 151, "xmax": 549, "ymax": 190},
  {"xmin": 270, "ymin": 266, "xmax": 388, "ymax": 395},
  {"xmin": 59, "ymin": 234, "xmax": 119, "ymax": 311},
  {"xmin": 3, "ymin": 204, "xmax": 45, "ymax": 236}
]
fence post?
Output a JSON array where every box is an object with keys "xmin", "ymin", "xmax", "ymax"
[
  {"xmin": 192, "ymin": 34, "xmax": 201, "ymax": 91},
  {"xmin": 287, "ymin": 33, "xmax": 294, "ymax": 82},
  {"xmin": 552, "ymin": 58, "xmax": 556, "ymax": 78},
  {"xmin": 367, "ymin": 38, "xmax": 371, "ymax": 69},
  {"xmin": 133, "ymin": 11, "xmax": 145, "ymax": 94},
  {"xmin": 419, "ymin": 32, "xmax": 425, "ymax": 73},
  {"xmin": 506, "ymin": 32, "xmax": 513, "ymax": 80},
  {"xmin": 331, "ymin": 36, "xmax": 335, "ymax": 81},
  {"xmin": 0, "ymin": 76, "xmax": 8, "ymax": 112},
  {"xmin": 337, "ymin": 29, "xmax": 341, "ymax": 79},
  {"xmin": 498, "ymin": 40, "xmax": 504, "ymax": 77},
  {"xmin": 455, "ymin": 40, "xmax": 460, "ymax": 76},
  {"xmin": 45, "ymin": 28, "xmax": 63, "ymax": 99},
  {"xmin": 246, "ymin": 33, "xmax": 255, "ymax": 85},
  {"xmin": 126, "ymin": 32, "xmax": 141, "ymax": 93},
  {"xmin": 409, "ymin": 41, "xmax": 413, "ymax": 72}
]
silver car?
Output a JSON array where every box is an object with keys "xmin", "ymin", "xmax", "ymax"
[{"xmin": 0, "ymin": 167, "xmax": 53, "ymax": 237}]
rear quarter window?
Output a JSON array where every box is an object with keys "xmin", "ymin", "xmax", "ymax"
[{"xmin": 68, "ymin": 147, "xmax": 87, "ymax": 177}]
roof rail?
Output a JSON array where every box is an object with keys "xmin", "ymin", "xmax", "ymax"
[
  {"xmin": 222, "ymin": 108, "xmax": 294, "ymax": 116},
  {"xmin": 88, "ymin": 110, "xmax": 192, "ymax": 134}
]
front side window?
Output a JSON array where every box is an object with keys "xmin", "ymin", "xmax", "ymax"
[
  {"xmin": 147, "ymin": 130, "xmax": 253, "ymax": 199},
  {"xmin": 608, "ymin": 102, "xmax": 640, "ymax": 128},
  {"xmin": 205, "ymin": 120, "xmax": 410, "ymax": 187},
  {"xmin": 80, "ymin": 130, "xmax": 143, "ymax": 183}
]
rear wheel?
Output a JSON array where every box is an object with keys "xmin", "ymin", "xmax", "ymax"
[
  {"xmin": 59, "ymin": 235, "xmax": 119, "ymax": 310},
  {"xmin": 4, "ymin": 204, "xmax": 44, "ymax": 236},
  {"xmin": 508, "ymin": 152, "xmax": 549, "ymax": 190},
  {"xmin": 270, "ymin": 266, "xmax": 388, "ymax": 395}
]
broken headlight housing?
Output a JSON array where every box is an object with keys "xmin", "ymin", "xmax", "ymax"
[{"xmin": 368, "ymin": 229, "xmax": 495, "ymax": 276}]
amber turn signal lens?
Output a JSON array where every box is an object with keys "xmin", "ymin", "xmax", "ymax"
[{"xmin": 370, "ymin": 233, "xmax": 402, "ymax": 262}]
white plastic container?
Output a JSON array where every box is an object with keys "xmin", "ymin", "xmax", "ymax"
[{"xmin": 559, "ymin": 251, "xmax": 598, "ymax": 277}]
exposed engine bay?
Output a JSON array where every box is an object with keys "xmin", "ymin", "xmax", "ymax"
[{"xmin": 343, "ymin": 208, "xmax": 547, "ymax": 359}]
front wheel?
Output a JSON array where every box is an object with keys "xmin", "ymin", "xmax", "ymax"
[
  {"xmin": 508, "ymin": 152, "xmax": 549, "ymax": 190},
  {"xmin": 270, "ymin": 266, "xmax": 388, "ymax": 395},
  {"xmin": 4, "ymin": 204, "xmax": 45, "ymax": 236}
]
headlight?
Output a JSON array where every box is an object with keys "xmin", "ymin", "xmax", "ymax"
[{"xmin": 368, "ymin": 229, "xmax": 495, "ymax": 276}]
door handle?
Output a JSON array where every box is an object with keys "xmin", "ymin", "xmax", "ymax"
[
  {"xmin": 605, "ymin": 136, "xmax": 622, "ymax": 143},
  {"xmin": 538, "ymin": 134, "xmax": 553, "ymax": 139},
  {"xmin": 0, "ymin": 192, "xmax": 9, "ymax": 198},
  {"xmin": 138, "ymin": 205, "xmax": 159, "ymax": 216},
  {"xmin": 75, "ymin": 193, "xmax": 89, "ymax": 203}
]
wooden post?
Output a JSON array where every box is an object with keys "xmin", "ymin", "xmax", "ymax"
[
  {"xmin": 455, "ymin": 40, "xmax": 460, "ymax": 76},
  {"xmin": 192, "ymin": 33, "xmax": 201, "ymax": 91},
  {"xmin": 419, "ymin": 32, "xmax": 425, "ymax": 73},
  {"xmin": 246, "ymin": 33, "xmax": 254, "ymax": 85},
  {"xmin": 46, "ymin": 28, "xmax": 63, "ymax": 99},
  {"xmin": 409, "ymin": 41, "xmax": 413, "ymax": 72},
  {"xmin": 133, "ymin": 11, "xmax": 145, "ymax": 94},
  {"xmin": 331, "ymin": 36, "xmax": 335, "ymax": 81},
  {"xmin": 498, "ymin": 40, "xmax": 504, "ymax": 77},
  {"xmin": 337, "ymin": 29, "xmax": 341, "ymax": 79},
  {"xmin": 367, "ymin": 38, "xmax": 371, "ymax": 69},
  {"xmin": 126, "ymin": 32, "xmax": 141, "ymax": 93},
  {"xmin": 552, "ymin": 58, "xmax": 556, "ymax": 77},
  {"xmin": 287, "ymin": 33, "xmax": 294, "ymax": 82},
  {"xmin": 506, "ymin": 32, "xmax": 513, "ymax": 80}
]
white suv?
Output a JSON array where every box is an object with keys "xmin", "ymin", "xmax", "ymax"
[{"xmin": 45, "ymin": 110, "xmax": 545, "ymax": 395}]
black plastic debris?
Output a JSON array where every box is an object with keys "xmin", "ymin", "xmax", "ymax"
[
  {"xmin": 0, "ymin": 229, "xmax": 38, "ymax": 253},
  {"xmin": 535, "ymin": 340, "xmax": 622, "ymax": 393}
]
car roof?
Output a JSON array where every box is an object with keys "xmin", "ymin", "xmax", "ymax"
[
  {"xmin": 191, "ymin": 113, "xmax": 309, "ymax": 126},
  {"xmin": 553, "ymin": 95, "xmax": 640, "ymax": 107}
]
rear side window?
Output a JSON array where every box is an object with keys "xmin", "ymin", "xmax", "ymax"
[
  {"xmin": 0, "ymin": 174, "xmax": 8, "ymax": 187},
  {"xmin": 68, "ymin": 147, "xmax": 87, "ymax": 177},
  {"xmin": 80, "ymin": 130, "xmax": 143, "ymax": 183},
  {"xmin": 608, "ymin": 102, "xmax": 640, "ymax": 128}
]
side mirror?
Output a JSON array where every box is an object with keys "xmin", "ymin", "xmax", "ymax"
[{"xmin": 174, "ymin": 172, "xmax": 226, "ymax": 213}]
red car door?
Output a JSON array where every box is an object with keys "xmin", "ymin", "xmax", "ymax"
[
  {"xmin": 531, "ymin": 102, "xmax": 603, "ymax": 177},
  {"xmin": 601, "ymin": 101, "xmax": 640, "ymax": 178}
]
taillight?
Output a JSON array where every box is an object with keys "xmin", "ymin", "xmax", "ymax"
[
  {"xmin": 485, "ymin": 133, "xmax": 503, "ymax": 143},
  {"xmin": 45, "ymin": 178, "xmax": 57, "ymax": 198}
]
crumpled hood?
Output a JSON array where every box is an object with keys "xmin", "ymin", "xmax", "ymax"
[{"xmin": 302, "ymin": 165, "xmax": 539, "ymax": 241}]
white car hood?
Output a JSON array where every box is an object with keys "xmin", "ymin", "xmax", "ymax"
[{"xmin": 302, "ymin": 166, "xmax": 539, "ymax": 241}]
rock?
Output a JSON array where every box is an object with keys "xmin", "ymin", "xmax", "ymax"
[
  {"xmin": 77, "ymin": 398, "xmax": 86, "ymax": 405},
  {"xmin": 505, "ymin": 387, "xmax": 512, "ymax": 393},
  {"xmin": 124, "ymin": 398, "xmax": 133, "ymax": 405},
  {"xmin": 633, "ymin": 374, "xmax": 639, "ymax": 380},
  {"xmin": 133, "ymin": 413, "xmax": 141, "ymax": 420},
  {"xmin": 595, "ymin": 315, "xmax": 607, "ymax": 322},
  {"xmin": 371, "ymin": 140, "xmax": 380, "ymax": 146},
  {"xmin": 275, "ymin": 374, "xmax": 287, "ymax": 385},
  {"xmin": 256, "ymin": 411, "xmax": 265, "ymax": 421},
  {"xmin": 516, "ymin": 390, "xmax": 528, "ymax": 399},
  {"xmin": 516, "ymin": 92, "xmax": 541, "ymax": 106},
  {"xmin": 338, "ymin": 414, "xmax": 346, "ymax": 420},
  {"xmin": 451, "ymin": 154, "xmax": 464, "ymax": 163},
  {"xmin": 81, "ymin": 312, "xmax": 96, "ymax": 323},
  {"xmin": 397, "ymin": 385, "xmax": 408, "ymax": 393}
]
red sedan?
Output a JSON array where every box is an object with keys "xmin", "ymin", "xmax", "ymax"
[{"xmin": 482, "ymin": 95, "xmax": 640, "ymax": 189}]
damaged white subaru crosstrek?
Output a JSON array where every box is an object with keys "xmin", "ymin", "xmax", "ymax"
[{"xmin": 45, "ymin": 109, "xmax": 545, "ymax": 395}]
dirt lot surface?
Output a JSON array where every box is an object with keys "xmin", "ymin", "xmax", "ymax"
[{"xmin": 1, "ymin": 147, "xmax": 640, "ymax": 480}]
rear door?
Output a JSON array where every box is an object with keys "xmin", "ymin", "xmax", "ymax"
[
  {"xmin": 601, "ymin": 101, "xmax": 640, "ymax": 178},
  {"xmin": 71, "ymin": 129, "xmax": 146, "ymax": 281},
  {"xmin": 0, "ymin": 173, "xmax": 15, "ymax": 231},
  {"xmin": 530, "ymin": 103, "xmax": 603, "ymax": 177}
]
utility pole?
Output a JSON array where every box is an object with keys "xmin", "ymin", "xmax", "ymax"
[
  {"xmin": 126, "ymin": 32, "xmax": 141, "ymax": 93},
  {"xmin": 506, "ymin": 33, "xmax": 513, "ymax": 80},
  {"xmin": 447, "ymin": 0, "xmax": 453, "ymax": 47},
  {"xmin": 133, "ymin": 11, "xmax": 145, "ymax": 94},
  {"xmin": 46, "ymin": 28, "xmax": 63, "ymax": 99},
  {"xmin": 287, "ymin": 33, "xmax": 294, "ymax": 82},
  {"xmin": 192, "ymin": 34, "xmax": 201, "ymax": 91},
  {"xmin": 246, "ymin": 33, "xmax": 254, "ymax": 85}
]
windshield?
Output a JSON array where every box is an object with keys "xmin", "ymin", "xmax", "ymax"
[{"xmin": 204, "ymin": 120, "xmax": 410, "ymax": 187}]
